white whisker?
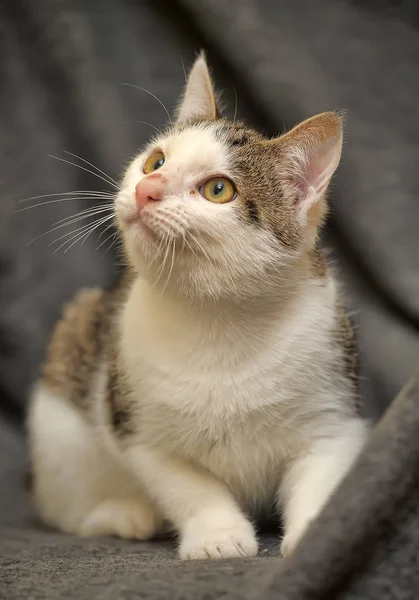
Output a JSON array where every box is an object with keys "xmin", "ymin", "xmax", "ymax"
[
  {"xmin": 184, "ymin": 237, "xmax": 196, "ymax": 259},
  {"xmin": 49, "ymin": 155, "xmax": 120, "ymax": 191},
  {"xmin": 51, "ymin": 214, "xmax": 113, "ymax": 253},
  {"xmin": 19, "ymin": 190, "xmax": 114, "ymax": 204},
  {"xmin": 96, "ymin": 221, "xmax": 116, "ymax": 248},
  {"xmin": 233, "ymin": 86, "xmax": 238, "ymax": 123},
  {"xmin": 49, "ymin": 216, "xmax": 111, "ymax": 247},
  {"xmin": 161, "ymin": 238, "xmax": 176, "ymax": 296},
  {"xmin": 96, "ymin": 227, "xmax": 118, "ymax": 253},
  {"xmin": 180, "ymin": 53, "xmax": 187, "ymax": 84},
  {"xmin": 125, "ymin": 121, "xmax": 163, "ymax": 135},
  {"xmin": 51, "ymin": 204, "xmax": 113, "ymax": 229},
  {"xmin": 62, "ymin": 150, "xmax": 120, "ymax": 189},
  {"xmin": 16, "ymin": 196, "xmax": 113, "ymax": 213},
  {"xmin": 105, "ymin": 233, "xmax": 121, "ymax": 256},
  {"xmin": 153, "ymin": 231, "xmax": 171, "ymax": 289},
  {"xmin": 149, "ymin": 228, "xmax": 168, "ymax": 267},
  {"xmin": 188, "ymin": 231, "xmax": 213, "ymax": 264},
  {"xmin": 121, "ymin": 82, "xmax": 172, "ymax": 125},
  {"xmin": 63, "ymin": 215, "xmax": 114, "ymax": 254},
  {"xmin": 27, "ymin": 205, "xmax": 113, "ymax": 246}
]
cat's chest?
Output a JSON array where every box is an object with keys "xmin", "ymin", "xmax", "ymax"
[
  {"xmin": 124, "ymin": 327, "xmax": 292, "ymax": 429},
  {"xmin": 122, "ymin": 288, "xmax": 302, "ymax": 417},
  {"xmin": 138, "ymin": 389, "xmax": 286, "ymax": 510},
  {"xmin": 124, "ymin": 336, "xmax": 303, "ymax": 469},
  {"xmin": 120, "ymin": 277, "xmax": 330, "ymax": 449}
]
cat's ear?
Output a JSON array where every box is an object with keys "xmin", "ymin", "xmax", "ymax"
[
  {"xmin": 176, "ymin": 52, "xmax": 220, "ymax": 122},
  {"xmin": 267, "ymin": 112, "xmax": 343, "ymax": 229}
]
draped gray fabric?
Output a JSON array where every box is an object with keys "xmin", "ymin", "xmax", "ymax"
[{"xmin": 1, "ymin": 1, "xmax": 419, "ymax": 598}]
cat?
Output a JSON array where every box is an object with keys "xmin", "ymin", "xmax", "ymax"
[{"xmin": 27, "ymin": 52, "xmax": 369, "ymax": 560}]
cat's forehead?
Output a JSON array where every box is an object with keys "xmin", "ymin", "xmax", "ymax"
[
  {"xmin": 160, "ymin": 123, "xmax": 226, "ymax": 171},
  {"xmin": 153, "ymin": 120, "xmax": 262, "ymax": 171}
]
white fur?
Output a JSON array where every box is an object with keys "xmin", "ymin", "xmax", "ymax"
[
  {"xmin": 29, "ymin": 267, "xmax": 368, "ymax": 558},
  {"xmin": 28, "ymin": 384, "xmax": 159, "ymax": 539},
  {"xmin": 116, "ymin": 275, "xmax": 367, "ymax": 559},
  {"xmin": 29, "ymin": 75, "xmax": 368, "ymax": 559}
]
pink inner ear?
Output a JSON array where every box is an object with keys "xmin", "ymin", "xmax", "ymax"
[{"xmin": 304, "ymin": 135, "xmax": 342, "ymax": 197}]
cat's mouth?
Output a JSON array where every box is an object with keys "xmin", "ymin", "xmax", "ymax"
[
  {"xmin": 142, "ymin": 212, "xmax": 185, "ymax": 243},
  {"xmin": 120, "ymin": 202, "xmax": 188, "ymax": 246},
  {"xmin": 117, "ymin": 201, "xmax": 159, "ymax": 242}
]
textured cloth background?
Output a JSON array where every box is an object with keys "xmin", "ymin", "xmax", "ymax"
[{"xmin": 1, "ymin": 0, "xmax": 419, "ymax": 598}]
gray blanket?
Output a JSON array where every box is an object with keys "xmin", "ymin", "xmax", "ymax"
[{"xmin": 1, "ymin": 0, "xmax": 419, "ymax": 597}]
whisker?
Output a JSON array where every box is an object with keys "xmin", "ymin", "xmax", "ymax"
[
  {"xmin": 16, "ymin": 196, "xmax": 113, "ymax": 213},
  {"xmin": 184, "ymin": 238, "xmax": 197, "ymax": 260},
  {"xmin": 161, "ymin": 238, "xmax": 176, "ymax": 296},
  {"xmin": 61, "ymin": 224, "xmax": 108, "ymax": 255},
  {"xmin": 27, "ymin": 205, "xmax": 113, "ymax": 246},
  {"xmin": 82, "ymin": 215, "xmax": 115, "ymax": 249},
  {"xmin": 96, "ymin": 221, "xmax": 116, "ymax": 247},
  {"xmin": 80, "ymin": 216, "xmax": 112, "ymax": 248},
  {"xmin": 149, "ymin": 229, "xmax": 167, "ymax": 267},
  {"xmin": 96, "ymin": 227, "xmax": 117, "ymax": 253},
  {"xmin": 121, "ymin": 82, "xmax": 172, "ymax": 125},
  {"xmin": 233, "ymin": 86, "xmax": 238, "ymax": 123},
  {"xmin": 62, "ymin": 151, "xmax": 120, "ymax": 189},
  {"xmin": 49, "ymin": 155, "xmax": 120, "ymax": 191},
  {"xmin": 125, "ymin": 121, "xmax": 163, "ymax": 135},
  {"xmin": 153, "ymin": 231, "xmax": 171, "ymax": 289},
  {"xmin": 49, "ymin": 214, "xmax": 112, "ymax": 247},
  {"xmin": 51, "ymin": 222, "xmax": 100, "ymax": 253},
  {"xmin": 105, "ymin": 233, "xmax": 121, "ymax": 256},
  {"xmin": 49, "ymin": 207, "xmax": 113, "ymax": 233},
  {"xmin": 19, "ymin": 190, "xmax": 114, "ymax": 204},
  {"xmin": 51, "ymin": 204, "xmax": 113, "ymax": 229},
  {"xmin": 54, "ymin": 214, "xmax": 114, "ymax": 254},
  {"xmin": 180, "ymin": 230, "xmax": 187, "ymax": 254},
  {"xmin": 188, "ymin": 231, "xmax": 213, "ymax": 264},
  {"xmin": 180, "ymin": 53, "xmax": 187, "ymax": 84}
]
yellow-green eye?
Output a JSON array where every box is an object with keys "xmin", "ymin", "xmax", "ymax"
[
  {"xmin": 143, "ymin": 151, "xmax": 165, "ymax": 174},
  {"xmin": 200, "ymin": 177, "xmax": 236, "ymax": 204}
]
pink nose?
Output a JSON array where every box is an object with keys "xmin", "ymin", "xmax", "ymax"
[{"xmin": 135, "ymin": 174, "xmax": 166, "ymax": 211}]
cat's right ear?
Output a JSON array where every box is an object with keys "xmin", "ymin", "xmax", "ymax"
[{"xmin": 176, "ymin": 52, "xmax": 220, "ymax": 123}]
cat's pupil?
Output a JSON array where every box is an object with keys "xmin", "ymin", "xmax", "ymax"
[
  {"xmin": 154, "ymin": 158, "xmax": 164, "ymax": 170},
  {"xmin": 213, "ymin": 182, "xmax": 224, "ymax": 195}
]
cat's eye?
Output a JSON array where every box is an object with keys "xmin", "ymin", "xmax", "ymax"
[
  {"xmin": 143, "ymin": 151, "xmax": 165, "ymax": 174},
  {"xmin": 199, "ymin": 177, "xmax": 236, "ymax": 204}
]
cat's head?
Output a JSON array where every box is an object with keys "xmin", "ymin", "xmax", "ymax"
[{"xmin": 115, "ymin": 52, "xmax": 342, "ymax": 302}]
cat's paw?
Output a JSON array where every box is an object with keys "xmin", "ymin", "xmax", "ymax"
[
  {"xmin": 179, "ymin": 513, "xmax": 258, "ymax": 560},
  {"xmin": 79, "ymin": 498, "xmax": 160, "ymax": 540}
]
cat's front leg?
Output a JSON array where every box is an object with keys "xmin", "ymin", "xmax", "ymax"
[
  {"xmin": 124, "ymin": 445, "xmax": 258, "ymax": 560},
  {"xmin": 278, "ymin": 417, "xmax": 368, "ymax": 557}
]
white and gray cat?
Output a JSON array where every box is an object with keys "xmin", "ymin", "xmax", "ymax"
[{"xmin": 27, "ymin": 53, "xmax": 369, "ymax": 560}]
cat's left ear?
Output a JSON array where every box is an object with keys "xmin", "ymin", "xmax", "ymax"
[
  {"xmin": 176, "ymin": 52, "xmax": 220, "ymax": 122},
  {"xmin": 266, "ymin": 112, "xmax": 343, "ymax": 229}
]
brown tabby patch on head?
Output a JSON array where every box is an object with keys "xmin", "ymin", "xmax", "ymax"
[{"xmin": 215, "ymin": 120, "xmax": 303, "ymax": 248}]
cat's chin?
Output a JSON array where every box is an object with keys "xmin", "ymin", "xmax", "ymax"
[
  {"xmin": 135, "ymin": 217, "xmax": 160, "ymax": 243},
  {"xmin": 120, "ymin": 211, "xmax": 160, "ymax": 245}
]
